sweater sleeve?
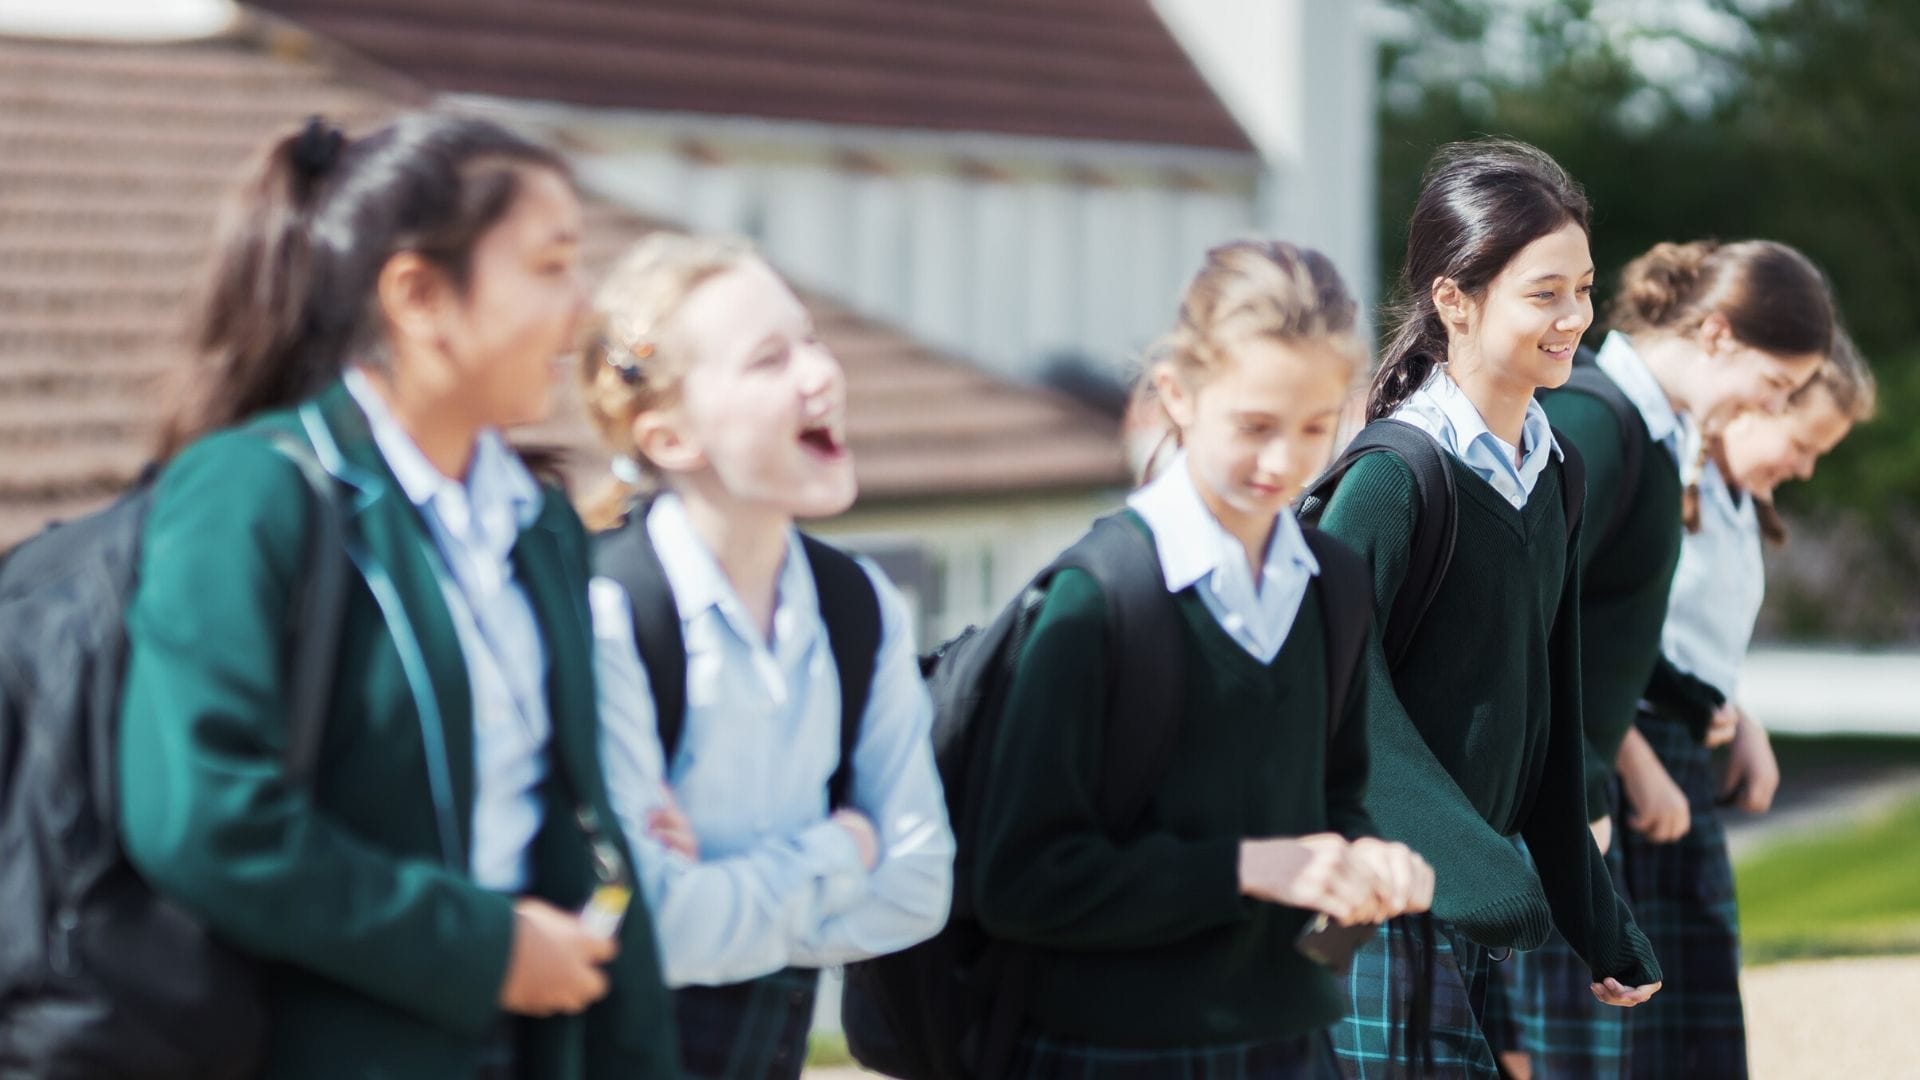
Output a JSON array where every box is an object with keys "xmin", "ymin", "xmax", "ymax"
[
  {"xmin": 1318, "ymin": 452, "xmax": 1553, "ymax": 950},
  {"xmin": 1519, "ymin": 496, "xmax": 1663, "ymax": 987},
  {"xmin": 971, "ymin": 569, "xmax": 1252, "ymax": 951},
  {"xmin": 1326, "ymin": 620, "xmax": 1378, "ymax": 841}
]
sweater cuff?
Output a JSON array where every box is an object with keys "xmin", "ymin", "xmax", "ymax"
[
  {"xmin": 1195, "ymin": 835, "xmax": 1256, "ymax": 926},
  {"xmin": 1597, "ymin": 922, "xmax": 1664, "ymax": 988},
  {"xmin": 1442, "ymin": 889, "xmax": 1553, "ymax": 952}
]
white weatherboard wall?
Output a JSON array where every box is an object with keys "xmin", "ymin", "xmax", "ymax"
[
  {"xmin": 0, "ymin": 0, "xmax": 235, "ymax": 39},
  {"xmin": 1152, "ymin": 0, "xmax": 1380, "ymax": 316}
]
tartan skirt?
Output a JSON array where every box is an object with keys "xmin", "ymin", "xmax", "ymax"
[
  {"xmin": 1005, "ymin": 1031, "xmax": 1339, "ymax": 1080},
  {"xmin": 1620, "ymin": 708, "xmax": 1748, "ymax": 1079},
  {"xmin": 1481, "ymin": 815, "xmax": 1632, "ymax": 1077},
  {"xmin": 673, "ymin": 967, "xmax": 819, "ymax": 1080},
  {"xmin": 1332, "ymin": 916, "xmax": 1498, "ymax": 1079}
]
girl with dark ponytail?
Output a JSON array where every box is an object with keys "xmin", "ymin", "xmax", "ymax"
[
  {"xmin": 1489, "ymin": 236, "xmax": 1833, "ymax": 1078},
  {"xmin": 1315, "ymin": 140, "xmax": 1661, "ymax": 1077},
  {"xmin": 118, "ymin": 113, "xmax": 677, "ymax": 1078}
]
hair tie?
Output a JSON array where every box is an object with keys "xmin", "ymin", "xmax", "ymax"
[
  {"xmin": 291, "ymin": 115, "xmax": 345, "ymax": 181},
  {"xmin": 609, "ymin": 455, "xmax": 645, "ymax": 486}
]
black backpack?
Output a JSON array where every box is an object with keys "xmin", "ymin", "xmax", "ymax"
[
  {"xmin": 1549, "ymin": 345, "xmax": 1649, "ymax": 552},
  {"xmin": 0, "ymin": 432, "xmax": 347, "ymax": 1078},
  {"xmin": 1298, "ymin": 418, "xmax": 1588, "ymax": 668},
  {"xmin": 840, "ymin": 512, "xmax": 1374, "ymax": 1080},
  {"xmin": 590, "ymin": 506, "xmax": 881, "ymax": 809}
]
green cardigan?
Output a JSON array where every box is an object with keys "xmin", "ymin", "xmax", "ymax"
[
  {"xmin": 1539, "ymin": 388, "xmax": 1684, "ymax": 815},
  {"xmin": 1318, "ymin": 452, "xmax": 1660, "ymax": 986},
  {"xmin": 118, "ymin": 382, "xmax": 677, "ymax": 1080},
  {"xmin": 971, "ymin": 514, "xmax": 1375, "ymax": 1048}
]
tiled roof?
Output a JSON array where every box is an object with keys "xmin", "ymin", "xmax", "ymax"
[
  {"xmin": 0, "ymin": 30, "xmax": 1128, "ymax": 548},
  {"xmin": 244, "ymin": 0, "xmax": 1254, "ymax": 151}
]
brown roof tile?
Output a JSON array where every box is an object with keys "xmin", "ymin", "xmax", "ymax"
[
  {"xmin": 245, "ymin": 0, "xmax": 1251, "ymax": 151},
  {"xmin": 0, "ymin": 31, "xmax": 1126, "ymax": 548}
]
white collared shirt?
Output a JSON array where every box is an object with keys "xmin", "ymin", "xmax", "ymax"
[
  {"xmin": 1126, "ymin": 452, "xmax": 1319, "ymax": 663},
  {"xmin": 1392, "ymin": 366, "xmax": 1563, "ymax": 508},
  {"xmin": 1660, "ymin": 454, "xmax": 1765, "ymax": 697},
  {"xmin": 590, "ymin": 494, "xmax": 955, "ymax": 986},
  {"xmin": 345, "ymin": 368, "xmax": 549, "ymax": 893},
  {"xmin": 1594, "ymin": 331, "xmax": 1689, "ymax": 466}
]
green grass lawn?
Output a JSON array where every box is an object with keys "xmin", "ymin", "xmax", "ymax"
[{"xmin": 1735, "ymin": 792, "xmax": 1920, "ymax": 964}]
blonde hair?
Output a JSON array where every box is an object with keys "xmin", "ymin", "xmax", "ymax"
[
  {"xmin": 578, "ymin": 232, "xmax": 761, "ymax": 530},
  {"xmin": 1141, "ymin": 238, "xmax": 1366, "ymax": 479}
]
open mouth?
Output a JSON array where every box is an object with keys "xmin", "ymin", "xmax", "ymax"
[
  {"xmin": 798, "ymin": 418, "xmax": 847, "ymax": 460},
  {"xmin": 1540, "ymin": 341, "xmax": 1576, "ymax": 361}
]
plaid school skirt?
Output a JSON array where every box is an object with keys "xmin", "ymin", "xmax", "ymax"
[
  {"xmin": 1481, "ymin": 814, "xmax": 1632, "ymax": 1077},
  {"xmin": 1620, "ymin": 708, "xmax": 1748, "ymax": 1079},
  {"xmin": 673, "ymin": 967, "xmax": 819, "ymax": 1080},
  {"xmin": 1005, "ymin": 1031, "xmax": 1339, "ymax": 1080},
  {"xmin": 1332, "ymin": 916, "xmax": 1498, "ymax": 1079}
]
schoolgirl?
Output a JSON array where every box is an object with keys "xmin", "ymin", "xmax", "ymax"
[
  {"xmin": 1490, "ymin": 239, "xmax": 1833, "ymax": 1078},
  {"xmin": 971, "ymin": 239, "xmax": 1435, "ymax": 1079},
  {"xmin": 580, "ymin": 234, "xmax": 956, "ymax": 1080},
  {"xmin": 118, "ymin": 114, "xmax": 678, "ymax": 1078},
  {"xmin": 1614, "ymin": 332, "xmax": 1875, "ymax": 1078},
  {"xmin": 1314, "ymin": 140, "xmax": 1661, "ymax": 1078}
]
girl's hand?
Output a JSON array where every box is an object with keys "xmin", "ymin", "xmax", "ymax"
[
  {"xmin": 831, "ymin": 808, "xmax": 881, "ymax": 871},
  {"xmin": 499, "ymin": 899, "xmax": 618, "ymax": 1016},
  {"xmin": 647, "ymin": 789, "xmax": 700, "ymax": 860},
  {"xmin": 1589, "ymin": 814, "xmax": 1613, "ymax": 856},
  {"xmin": 1590, "ymin": 977, "xmax": 1661, "ymax": 1007},
  {"xmin": 1722, "ymin": 707, "xmax": 1780, "ymax": 814},
  {"xmin": 1616, "ymin": 724, "xmax": 1689, "ymax": 843},
  {"xmin": 1345, "ymin": 836, "xmax": 1436, "ymax": 918},
  {"xmin": 1238, "ymin": 834, "xmax": 1385, "ymax": 925},
  {"xmin": 1621, "ymin": 762, "xmax": 1690, "ymax": 844},
  {"xmin": 1704, "ymin": 703, "xmax": 1741, "ymax": 749}
]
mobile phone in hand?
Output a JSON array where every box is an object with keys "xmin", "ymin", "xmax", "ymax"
[{"xmin": 1294, "ymin": 913, "xmax": 1377, "ymax": 975}]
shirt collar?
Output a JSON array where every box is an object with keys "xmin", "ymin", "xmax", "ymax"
[
  {"xmin": 344, "ymin": 367, "xmax": 541, "ymax": 545},
  {"xmin": 1126, "ymin": 451, "xmax": 1319, "ymax": 595},
  {"xmin": 1595, "ymin": 331, "xmax": 1686, "ymax": 459},
  {"xmin": 1403, "ymin": 365, "xmax": 1564, "ymax": 464},
  {"xmin": 645, "ymin": 492, "xmax": 816, "ymax": 635}
]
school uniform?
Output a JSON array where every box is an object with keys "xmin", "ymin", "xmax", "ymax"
[
  {"xmin": 970, "ymin": 456, "xmax": 1370, "ymax": 1079},
  {"xmin": 1486, "ymin": 331, "xmax": 1691, "ymax": 1075},
  {"xmin": 118, "ymin": 375, "xmax": 679, "ymax": 1080},
  {"xmin": 1318, "ymin": 369, "xmax": 1660, "ymax": 1080},
  {"xmin": 591, "ymin": 493, "xmax": 955, "ymax": 1080},
  {"xmin": 1621, "ymin": 451, "xmax": 1764, "ymax": 1079}
]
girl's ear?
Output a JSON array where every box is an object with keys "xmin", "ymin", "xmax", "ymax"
[
  {"xmin": 376, "ymin": 251, "xmax": 452, "ymax": 356},
  {"xmin": 1153, "ymin": 363, "xmax": 1198, "ymax": 433},
  {"xmin": 631, "ymin": 407, "xmax": 704, "ymax": 476},
  {"xmin": 1698, "ymin": 311, "xmax": 1735, "ymax": 356},
  {"xmin": 1431, "ymin": 276, "xmax": 1472, "ymax": 332}
]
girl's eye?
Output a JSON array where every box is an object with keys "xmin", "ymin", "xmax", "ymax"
[
  {"xmin": 1531, "ymin": 291, "xmax": 1556, "ymax": 301},
  {"xmin": 751, "ymin": 347, "xmax": 789, "ymax": 371},
  {"xmin": 1577, "ymin": 284, "xmax": 1595, "ymax": 297},
  {"xmin": 1237, "ymin": 422, "xmax": 1273, "ymax": 436}
]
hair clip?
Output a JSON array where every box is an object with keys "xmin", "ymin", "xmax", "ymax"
[{"xmin": 602, "ymin": 336, "xmax": 654, "ymax": 385}]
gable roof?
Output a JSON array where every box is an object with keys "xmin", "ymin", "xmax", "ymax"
[
  {"xmin": 243, "ymin": 0, "xmax": 1254, "ymax": 151},
  {"xmin": 0, "ymin": 28, "xmax": 1128, "ymax": 548}
]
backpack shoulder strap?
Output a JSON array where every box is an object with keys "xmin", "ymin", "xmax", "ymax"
[
  {"xmin": 1054, "ymin": 512, "xmax": 1185, "ymax": 834},
  {"xmin": 799, "ymin": 534, "xmax": 883, "ymax": 811},
  {"xmin": 1300, "ymin": 528, "xmax": 1371, "ymax": 738},
  {"xmin": 267, "ymin": 427, "xmax": 349, "ymax": 787},
  {"xmin": 1299, "ymin": 419, "xmax": 1457, "ymax": 670},
  {"xmin": 590, "ymin": 503, "xmax": 690, "ymax": 762},
  {"xmin": 1553, "ymin": 427, "xmax": 1589, "ymax": 542},
  {"xmin": 1559, "ymin": 347, "xmax": 1644, "ymax": 548}
]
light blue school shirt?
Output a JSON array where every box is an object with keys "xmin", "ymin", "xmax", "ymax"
[
  {"xmin": 344, "ymin": 369, "xmax": 548, "ymax": 893},
  {"xmin": 591, "ymin": 493, "xmax": 955, "ymax": 987},
  {"xmin": 1391, "ymin": 366, "xmax": 1562, "ymax": 507},
  {"xmin": 1126, "ymin": 451, "xmax": 1318, "ymax": 663},
  {"xmin": 1660, "ymin": 452, "xmax": 1766, "ymax": 698},
  {"xmin": 1594, "ymin": 330, "xmax": 1688, "ymax": 466}
]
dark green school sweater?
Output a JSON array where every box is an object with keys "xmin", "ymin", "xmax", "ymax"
[
  {"xmin": 1318, "ymin": 453, "xmax": 1660, "ymax": 986},
  {"xmin": 970, "ymin": 519, "xmax": 1375, "ymax": 1049},
  {"xmin": 1539, "ymin": 388, "xmax": 1684, "ymax": 816}
]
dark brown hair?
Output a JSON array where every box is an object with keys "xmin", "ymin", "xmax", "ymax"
[
  {"xmin": 1610, "ymin": 239, "xmax": 1833, "ymax": 359},
  {"xmin": 1369, "ymin": 139, "xmax": 1591, "ymax": 421},
  {"xmin": 158, "ymin": 112, "xmax": 569, "ymax": 458}
]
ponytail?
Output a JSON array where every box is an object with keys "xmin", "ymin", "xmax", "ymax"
[{"xmin": 156, "ymin": 112, "xmax": 568, "ymax": 460}]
